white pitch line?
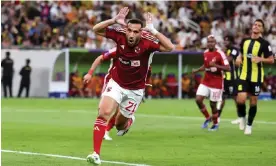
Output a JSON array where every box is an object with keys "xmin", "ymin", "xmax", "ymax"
[{"xmin": 1, "ymin": 150, "xmax": 151, "ymax": 166}]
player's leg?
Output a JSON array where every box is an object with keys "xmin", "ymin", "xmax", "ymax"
[
  {"xmin": 208, "ymin": 88, "xmax": 223, "ymax": 131},
  {"xmin": 87, "ymin": 79, "xmax": 122, "ymax": 164},
  {"xmin": 209, "ymin": 101, "xmax": 219, "ymax": 131},
  {"xmin": 230, "ymin": 80, "xmax": 241, "ymax": 124},
  {"xmin": 104, "ymin": 108, "xmax": 118, "ymax": 141},
  {"xmin": 116, "ymin": 89, "xmax": 143, "ymax": 136},
  {"xmin": 195, "ymin": 84, "xmax": 211, "ymax": 128},
  {"xmin": 236, "ymin": 80, "xmax": 248, "ymax": 130},
  {"xmin": 244, "ymin": 82, "xmax": 261, "ymax": 135},
  {"xmin": 217, "ymin": 81, "xmax": 229, "ymax": 120}
]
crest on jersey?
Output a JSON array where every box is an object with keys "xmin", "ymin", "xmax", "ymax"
[
  {"xmin": 134, "ymin": 47, "xmax": 140, "ymax": 53},
  {"xmin": 107, "ymin": 87, "xmax": 112, "ymax": 92}
]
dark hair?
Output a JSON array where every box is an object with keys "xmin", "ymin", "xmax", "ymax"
[
  {"xmin": 225, "ymin": 35, "xmax": 234, "ymax": 43},
  {"xmin": 255, "ymin": 19, "xmax": 265, "ymax": 29},
  {"xmin": 6, "ymin": 51, "xmax": 10, "ymax": 56},
  {"xmin": 26, "ymin": 59, "xmax": 31, "ymax": 64},
  {"xmin": 127, "ymin": 19, "xmax": 144, "ymax": 28}
]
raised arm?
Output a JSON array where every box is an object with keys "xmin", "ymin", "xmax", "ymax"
[
  {"xmin": 144, "ymin": 12, "xmax": 175, "ymax": 52},
  {"xmin": 92, "ymin": 7, "xmax": 129, "ymax": 37}
]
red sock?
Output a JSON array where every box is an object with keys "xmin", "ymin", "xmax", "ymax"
[
  {"xmin": 106, "ymin": 116, "xmax": 115, "ymax": 131},
  {"xmin": 201, "ymin": 105, "xmax": 210, "ymax": 119},
  {"xmin": 93, "ymin": 117, "xmax": 107, "ymax": 155},
  {"xmin": 212, "ymin": 112, "xmax": 219, "ymax": 124}
]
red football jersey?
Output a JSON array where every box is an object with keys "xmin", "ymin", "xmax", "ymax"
[
  {"xmin": 201, "ymin": 49, "xmax": 229, "ymax": 89},
  {"xmin": 105, "ymin": 27, "xmax": 160, "ymax": 90}
]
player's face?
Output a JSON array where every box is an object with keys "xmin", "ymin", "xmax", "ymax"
[
  {"xmin": 207, "ymin": 37, "xmax": 216, "ymax": 50},
  {"xmin": 224, "ymin": 38, "xmax": 230, "ymax": 48},
  {"xmin": 252, "ymin": 21, "xmax": 263, "ymax": 34},
  {"xmin": 126, "ymin": 23, "xmax": 142, "ymax": 47}
]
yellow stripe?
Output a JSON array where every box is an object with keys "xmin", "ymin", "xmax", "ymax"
[
  {"xmin": 240, "ymin": 40, "xmax": 250, "ymax": 80},
  {"xmin": 225, "ymin": 49, "xmax": 231, "ymax": 80},
  {"xmin": 251, "ymin": 41, "xmax": 261, "ymax": 82}
]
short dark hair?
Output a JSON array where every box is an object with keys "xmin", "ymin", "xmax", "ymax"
[
  {"xmin": 255, "ymin": 19, "xmax": 265, "ymax": 29},
  {"xmin": 127, "ymin": 19, "xmax": 144, "ymax": 28},
  {"xmin": 6, "ymin": 51, "xmax": 10, "ymax": 56},
  {"xmin": 26, "ymin": 59, "xmax": 30, "ymax": 64},
  {"xmin": 225, "ymin": 35, "xmax": 234, "ymax": 43}
]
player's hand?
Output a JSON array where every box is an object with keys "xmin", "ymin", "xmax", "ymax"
[
  {"xmin": 114, "ymin": 7, "xmax": 129, "ymax": 26},
  {"xmin": 236, "ymin": 56, "xmax": 242, "ymax": 66},
  {"xmin": 209, "ymin": 61, "xmax": 216, "ymax": 67},
  {"xmin": 192, "ymin": 68, "xmax": 197, "ymax": 74},
  {"xmin": 252, "ymin": 56, "xmax": 262, "ymax": 63},
  {"xmin": 144, "ymin": 12, "xmax": 158, "ymax": 35},
  {"xmin": 83, "ymin": 74, "xmax": 92, "ymax": 84}
]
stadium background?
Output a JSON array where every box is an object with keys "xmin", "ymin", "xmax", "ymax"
[{"xmin": 1, "ymin": 1, "xmax": 276, "ymax": 166}]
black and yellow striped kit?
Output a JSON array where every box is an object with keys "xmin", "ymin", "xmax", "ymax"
[
  {"xmin": 225, "ymin": 47, "xmax": 240, "ymax": 81},
  {"xmin": 239, "ymin": 37, "xmax": 272, "ymax": 83}
]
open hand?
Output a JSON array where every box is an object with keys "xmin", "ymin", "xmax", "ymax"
[{"xmin": 114, "ymin": 7, "xmax": 129, "ymax": 26}]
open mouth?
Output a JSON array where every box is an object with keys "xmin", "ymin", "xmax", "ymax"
[{"xmin": 129, "ymin": 39, "xmax": 134, "ymax": 44}]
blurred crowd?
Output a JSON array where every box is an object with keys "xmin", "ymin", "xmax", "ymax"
[
  {"xmin": 2, "ymin": 1, "xmax": 276, "ymax": 53},
  {"xmin": 69, "ymin": 71, "xmax": 276, "ymax": 99}
]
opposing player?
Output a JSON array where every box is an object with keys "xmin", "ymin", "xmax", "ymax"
[
  {"xmin": 86, "ymin": 7, "xmax": 174, "ymax": 164},
  {"xmin": 216, "ymin": 35, "xmax": 240, "ymax": 123},
  {"xmin": 192, "ymin": 35, "xmax": 230, "ymax": 131},
  {"xmin": 235, "ymin": 19, "xmax": 274, "ymax": 135}
]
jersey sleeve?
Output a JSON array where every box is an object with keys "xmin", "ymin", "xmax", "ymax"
[
  {"xmin": 262, "ymin": 40, "xmax": 273, "ymax": 58},
  {"xmin": 149, "ymin": 40, "xmax": 161, "ymax": 52},
  {"xmin": 142, "ymin": 32, "xmax": 161, "ymax": 52},
  {"xmin": 102, "ymin": 47, "xmax": 117, "ymax": 61},
  {"xmin": 105, "ymin": 27, "xmax": 124, "ymax": 43},
  {"xmin": 217, "ymin": 50, "xmax": 229, "ymax": 65},
  {"xmin": 231, "ymin": 48, "xmax": 239, "ymax": 59}
]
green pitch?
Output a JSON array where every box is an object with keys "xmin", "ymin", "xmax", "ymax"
[{"xmin": 2, "ymin": 99, "xmax": 276, "ymax": 166}]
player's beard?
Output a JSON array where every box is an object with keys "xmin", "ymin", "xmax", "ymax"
[{"xmin": 127, "ymin": 37, "xmax": 140, "ymax": 47}]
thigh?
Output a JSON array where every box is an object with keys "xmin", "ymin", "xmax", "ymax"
[
  {"xmin": 119, "ymin": 89, "xmax": 144, "ymax": 118},
  {"xmin": 209, "ymin": 87, "xmax": 223, "ymax": 102},
  {"xmin": 101, "ymin": 79, "xmax": 124, "ymax": 104},
  {"xmin": 196, "ymin": 84, "xmax": 210, "ymax": 98},
  {"xmin": 249, "ymin": 82, "xmax": 261, "ymax": 96},
  {"xmin": 98, "ymin": 95, "xmax": 119, "ymax": 118}
]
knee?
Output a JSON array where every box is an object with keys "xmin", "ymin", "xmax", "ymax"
[
  {"xmin": 98, "ymin": 107, "xmax": 112, "ymax": 120},
  {"xmin": 195, "ymin": 97, "xmax": 202, "ymax": 105},
  {"xmin": 236, "ymin": 96, "xmax": 246, "ymax": 105}
]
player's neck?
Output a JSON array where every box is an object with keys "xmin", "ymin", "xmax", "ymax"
[
  {"xmin": 209, "ymin": 48, "xmax": 215, "ymax": 52},
  {"xmin": 251, "ymin": 32, "xmax": 261, "ymax": 39}
]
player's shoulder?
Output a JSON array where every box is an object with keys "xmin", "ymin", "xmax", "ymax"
[
  {"xmin": 141, "ymin": 31, "xmax": 159, "ymax": 44},
  {"xmin": 215, "ymin": 48, "xmax": 225, "ymax": 56},
  {"xmin": 240, "ymin": 37, "xmax": 251, "ymax": 44},
  {"xmin": 258, "ymin": 37, "xmax": 270, "ymax": 45},
  {"xmin": 204, "ymin": 49, "xmax": 209, "ymax": 53}
]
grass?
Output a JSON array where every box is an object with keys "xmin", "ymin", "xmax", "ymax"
[{"xmin": 2, "ymin": 99, "xmax": 276, "ymax": 166}]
